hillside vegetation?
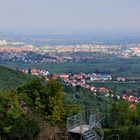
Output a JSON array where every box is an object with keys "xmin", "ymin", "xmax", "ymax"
[
  {"xmin": 0, "ymin": 77, "xmax": 71, "ymax": 140},
  {"xmin": 1, "ymin": 66, "xmax": 140, "ymax": 139},
  {"xmin": 0, "ymin": 66, "xmax": 32, "ymax": 90}
]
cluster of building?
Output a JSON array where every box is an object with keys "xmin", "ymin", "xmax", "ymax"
[
  {"xmin": 60, "ymin": 73, "xmax": 112, "ymax": 82},
  {"xmin": 59, "ymin": 73, "xmax": 140, "ymax": 104},
  {"xmin": 122, "ymin": 94, "xmax": 140, "ymax": 103},
  {"xmin": 13, "ymin": 66, "xmax": 140, "ymax": 105},
  {"xmin": 0, "ymin": 40, "xmax": 25, "ymax": 46},
  {"xmin": 87, "ymin": 73, "xmax": 112, "ymax": 81},
  {"xmin": 42, "ymin": 44, "xmax": 140, "ymax": 58},
  {"xmin": 16, "ymin": 68, "xmax": 49, "ymax": 76},
  {"xmin": 0, "ymin": 51, "xmax": 66, "ymax": 63},
  {"xmin": 0, "ymin": 40, "xmax": 64, "ymax": 63},
  {"xmin": 1, "ymin": 39, "xmax": 140, "ymax": 64},
  {"xmin": 59, "ymin": 73, "xmax": 111, "ymax": 93}
]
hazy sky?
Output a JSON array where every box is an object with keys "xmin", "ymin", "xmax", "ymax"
[{"xmin": 0, "ymin": 0, "xmax": 140, "ymax": 33}]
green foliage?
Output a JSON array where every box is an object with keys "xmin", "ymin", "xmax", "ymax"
[
  {"xmin": 18, "ymin": 78, "xmax": 65, "ymax": 124},
  {"xmin": 0, "ymin": 66, "xmax": 33, "ymax": 90},
  {"xmin": 90, "ymin": 81, "xmax": 140, "ymax": 93},
  {"xmin": 0, "ymin": 91, "xmax": 39, "ymax": 140},
  {"xmin": 108, "ymin": 101, "xmax": 140, "ymax": 128},
  {"xmin": 64, "ymin": 104, "xmax": 83, "ymax": 118},
  {"xmin": 109, "ymin": 101, "xmax": 129, "ymax": 127},
  {"xmin": 63, "ymin": 84, "xmax": 111, "ymax": 115},
  {"xmin": 17, "ymin": 79, "xmax": 45, "ymax": 109},
  {"xmin": 104, "ymin": 126, "xmax": 140, "ymax": 140},
  {"xmin": 102, "ymin": 101, "xmax": 140, "ymax": 140},
  {"xmin": 44, "ymin": 79, "xmax": 64, "ymax": 124}
]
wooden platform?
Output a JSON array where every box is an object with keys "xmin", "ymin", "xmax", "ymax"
[{"xmin": 68, "ymin": 125, "xmax": 89, "ymax": 134}]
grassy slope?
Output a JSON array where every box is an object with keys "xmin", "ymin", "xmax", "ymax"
[{"xmin": 0, "ymin": 66, "xmax": 32, "ymax": 90}]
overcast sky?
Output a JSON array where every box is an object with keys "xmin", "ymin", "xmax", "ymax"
[{"xmin": 0, "ymin": 0, "xmax": 140, "ymax": 34}]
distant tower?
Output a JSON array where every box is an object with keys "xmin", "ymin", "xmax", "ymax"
[{"xmin": 121, "ymin": 44, "xmax": 126, "ymax": 50}]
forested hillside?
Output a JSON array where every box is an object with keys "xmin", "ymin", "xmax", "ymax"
[
  {"xmin": 1, "ymin": 66, "xmax": 140, "ymax": 140},
  {"xmin": 0, "ymin": 66, "xmax": 32, "ymax": 90},
  {"xmin": 0, "ymin": 67, "xmax": 74, "ymax": 139}
]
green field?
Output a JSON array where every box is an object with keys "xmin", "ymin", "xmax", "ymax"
[
  {"xmin": 3, "ymin": 57, "xmax": 140, "ymax": 77},
  {"xmin": 89, "ymin": 81, "xmax": 140, "ymax": 92}
]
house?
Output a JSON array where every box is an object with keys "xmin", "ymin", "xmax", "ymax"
[
  {"xmin": 122, "ymin": 94, "xmax": 138, "ymax": 103},
  {"xmin": 128, "ymin": 96, "xmax": 138, "ymax": 103},
  {"xmin": 73, "ymin": 73, "xmax": 84, "ymax": 80},
  {"xmin": 31, "ymin": 68, "xmax": 40, "ymax": 75},
  {"xmin": 116, "ymin": 77, "xmax": 126, "ymax": 82},
  {"xmin": 129, "ymin": 104, "xmax": 136, "ymax": 110},
  {"xmin": 98, "ymin": 87, "xmax": 109, "ymax": 93}
]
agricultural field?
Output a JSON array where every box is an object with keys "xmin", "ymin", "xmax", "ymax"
[{"xmin": 3, "ymin": 57, "xmax": 140, "ymax": 77}]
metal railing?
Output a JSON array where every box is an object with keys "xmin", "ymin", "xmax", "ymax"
[
  {"xmin": 89, "ymin": 114, "xmax": 101, "ymax": 128},
  {"xmin": 67, "ymin": 113, "xmax": 83, "ymax": 130},
  {"xmin": 82, "ymin": 121, "xmax": 103, "ymax": 140},
  {"xmin": 106, "ymin": 134, "xmax": 119, "ymax": 140},
  {"xmin": 67, "ymin": 112, "xmax": 103, "ymax": 130}
]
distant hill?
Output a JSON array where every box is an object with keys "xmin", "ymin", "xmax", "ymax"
[{"xmin": 0, "ymin": 66, "xmax": 32, "ymax": 90}]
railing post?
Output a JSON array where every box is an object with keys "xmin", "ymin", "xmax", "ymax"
[
  {"xmin": 74, "ymin": 115, "xmax": 76, "ymax": 127},
  {"xmin": 67, "ymin": 117, "xmax": 69, "ymax": 130},
  {"xmin": 80, "ymin": 121, "xmax": 83, "ymax": 139}
]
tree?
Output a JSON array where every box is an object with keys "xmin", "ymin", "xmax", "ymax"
[
  {"xmin": 109, "ymin": 101, "xmax": 130, "ymax": 128},
  {"xmin": 0, "ymin": 91, "xmax": 39, "ymax": 140},
  {"xmin": 45, "ymin": 79, "xmax": 64, "ymax": 124},
  {"xmin": 18, "ymin": 78, "xmax": 65, "ymax": 124}
]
